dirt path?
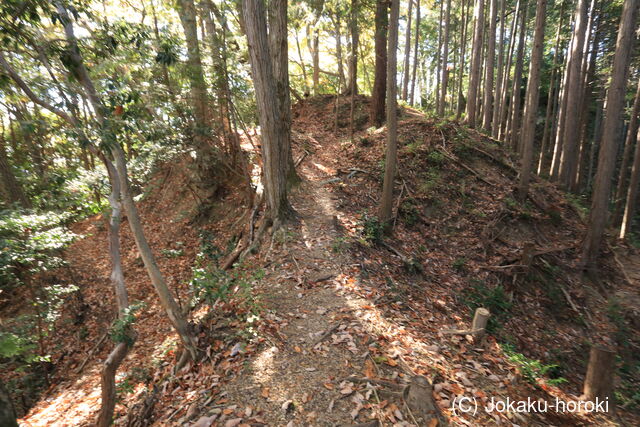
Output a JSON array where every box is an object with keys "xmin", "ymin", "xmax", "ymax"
[{"xmin": 216, "ymin": 150, "xmax": 415, "ymax": 426}]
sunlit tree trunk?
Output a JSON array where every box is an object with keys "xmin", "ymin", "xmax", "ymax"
[
  {"xmin": 332, "ymin": 13, "xmax": 347, "ymax": 89},
  {"xmin": 371, "ymin": 0, "xmax": 389, "ymax": 126},
  {"xmin": 348, "ymin": 0, "xmax": 359, "ymax": 96},
  {"xmin": 243, "ymin": 0, "xmax": 291, "ymax": 221},
  {"xmin": 438, "ymin": 0, "xmax": 451, "ymax": 115},
  {"xmin": 379, "ymin": 0, "xmax": 400, "ymax": 225},
  {"xmin": 268, "ymin": 0, "xmax": 298, "ymax": 184},
  {"xmin": 614, "ymin": 76, "xmax": 640, "ymax": 223},
  {"xmin": 456, "ymin": 0, "xmax": 471, "ymax": 119},
  {"xmin": 537, "ymin": 0, "xmax": 567, "ymax": 174},
  {"xmin": 497, "ymin": 0, "xmax": 520, "ymax": 139},
  {"xmin": 481, "ymin": 0, "xmax": 497, "ymax": 131},
  {"xmin": 176, "ymin": 0, "xmax": 218, "ymax": 189},
  {"xmin": 506, "ymin": 0, "xmax": 528, "ymax": 150},
  {"xmin": 517, "ymin": 0, "xmax": 547, "ymax": 199},
  {"xmin": 620, "ymin": 124, "xmax": 640, "ymax": 239},
  {"xmin": 402, "ymin": 0, "xmax": 413, "ymax": 101},
  {"xmin": 582, "ymin": 0, "xmax": 639, "ymax": 268},
  {"xmin": 558, "ymin": 0, "xmax": 589, "ymax": 190},
  {"xmin": 466, "ymin": 0, "xmax": 484, "ymax": 127},
  {"xmin": 491, "ymin": 0, "xmax": 505, "ymax": 137},
  {"xmin": 409, "ymin": 0, "xmax": 421, "ymax": 105}
]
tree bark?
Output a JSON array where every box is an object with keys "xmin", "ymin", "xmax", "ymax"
[
  {"xmin": 506, "ymin": 0, "xmax": 528, "ymax": 150},
  {"xmin": 348, "ymin": 0, "xmax": 359, "ymax": 96},
  {"xmin": 379, "ymin": 0, "xmax": 400, "ymax": 225},
  {"xmin": 176, "ymin": 0, "xmax": 218, "ymax": 190},
  {"xmin": 243, "ymin": 0, "xmax": 291, "ymax": 222},
  {"xmin": 268, "ymin": 0, "xmax": 298, "ymax": 184},
  {"xmin": 491, "ymin": 0, "xmax": 506, "ymax": 137},
  {"xmin": 409, "ymin": 0, "xmax": 421, "ymax": 106},
  {"xmin": 558, "ymin": 0, "xmax": 589, "ymax": 190},
  {"xmin": 481, "ymin": 0, "xmax": 497, "ymax": 131},
  {"xmin": 537, "ymin": 0, "xmax": 567, "ymax": 174},
  {"xmin": 517, "ymin": 0, "xmax": 547, "ymax": 199},
  {"xmin": 614, "ymin": 76, "xmax": 640, "ymax": 223},
  {"xmin": 581, "ymin": 0, "xmax": 639, "ymax": 268},
  {"xmin": 466, "ymin": 0, "xmax": 485, "ymax": 127},
  {"xmin": 97, "ymin": 159, "xmax": 134, "ymax": 427},
  {"xmin": 497, "ymin": 0, "xmax": 520, "ymax": 139},
  {"xmin": 370, "ymin": 0, "xmax": 389, "ymax": 126},
  {"xmin": 332, "ymin": 12, "xmax": 347, "ymax": 90},
  {"xmin": 582, "ymin": 346, "xmax": 616, "ymax": 403},
  {"xmin": 620, "ymin": 124, "xmax": 640, "ymax": 239},
  {"xmin": 438, "ymin": 0, "xmax": 452, "ymax": 116},
  {"xmin": 402, "ymin": 0, "xmax": 413, "ymax": 101},
  {"xmin": 456, "ymin": 0, "xmax": 471, "ymax": 119}
]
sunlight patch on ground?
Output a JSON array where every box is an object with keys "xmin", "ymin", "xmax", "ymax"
[
  {"xmin": 20, "ymin": 366, "xmax": 102, "ymax": 427},
  {"xmin": 250, "ymin": 345, "xmax": 278, "ymax": 385}
]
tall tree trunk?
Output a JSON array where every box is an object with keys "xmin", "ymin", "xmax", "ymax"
[
  {"xmin": 348, "ymin": 0, "xmax": 359, "ymax": 96},
  {"xmin": 497, "ymin": 0, "xmax": 520, "ymax": 139},
  {"xmin": 574, "ymin": 2, "xmax": 601, "ymax": 191},
  {"xmin": 558, "ymin": 0, "xmax": 589, "ymax": 190},
  {"xmin": 506, "ymin": 0, "xmax": 528, "ymax": 150},
  {"xmin": 537, "ymin": 0, "xmax": 567, "ymax": 174},
  {"xmin": 379, "ymin": 0, "xmax": 400, "ymax": 225},
  {"xmin": 243, "ymin": 0, "xmax": 291, "ymax": 222},
  {"xmin": 97, "ymin": 159, "xmax": 134, "ymax": 427},
  {"xmin": 308, "ymin": 24, "xmax": 321, "ymax": 94},
  {"xmin": 176, "ymin": 0, "xmax": 217, "ymax": 190},
  {"xmin": 268, "ymin": 0, "xmax": 298, "ymax": 183},
  {"xmin": 456, "ymin": 0, "xmax": 471, "ymax": 119},
  {"xmin": 491, "ymin": 0, "xmax": 506, "ymax": 137},
  {"xmin": 435, "ymin": 0, "xmax": 444, "ymax": 111},
  {"xmin": 409, "ymin": 0, "xmax": 421, "ymax": 105},
  {"xmin": 481, "ymin": 0, "xmax": 497, "ymax": 131},
  {"xmin": 620, "ymin": 122, "xmax": 640, "ymax": 239},
  {"xmin": 370, "ymin": 0, "xmax": 389, "ymax": 126},
  {"xmin": 517, "ymin": 0, "xmax": 547, "ymax": 199},
  {"xmin": 549, "ymin": 37, "xmax": 572, "ymax": 180},
  {"xmin": 466, "ymin": 0, "xmax": 485, "ymax": 127},
  {"xmin": 332, "ymin": 13, "xmax": 347, "ymax": 89},
  {"xmin": 581, "ymin": 0, "xmax": 639, "ymax": 268},
  {"xmin": 402, "ymin": 0, "xmax": 414, "ymax": 101},
  {"xmin": 614, "ymin": 76, "xmax": 640, "ymax": 223},
  {"xmin": 438, "ymin": 0, "xmax": 452, "ymax": 115}
]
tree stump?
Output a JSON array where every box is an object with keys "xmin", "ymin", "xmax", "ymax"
[
  {"xmin": 472, "ymin": 307, "xmax": 491, "ymax": 338},
  {"xmin": 583, "ymin": 346, "xmax": 616, "ymax": 404},
  {"xmin": 403, "ymin": 375, "xmax": 438, "ymax": 422}
]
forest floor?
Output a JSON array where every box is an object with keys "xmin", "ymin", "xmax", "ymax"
[{"xmin": 12, "ymin": 96, "xmax": 640, "ymax": 426}]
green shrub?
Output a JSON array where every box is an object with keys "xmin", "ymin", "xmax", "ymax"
[
  {"xmin": 502, "ymin": 343, "xmax": 567, "ymax": 386},
  {"xmin": 463, "ymin": 280, "xmax": 512, "ymax": 333},
  {"xmin": 359, "ymin": 214, "xmax": 384, "ymax": 245}
]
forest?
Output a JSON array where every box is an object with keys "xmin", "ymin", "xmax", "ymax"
[{"xmin": 0, "ymin": 0, "xmax": 639, "ymax": 425}]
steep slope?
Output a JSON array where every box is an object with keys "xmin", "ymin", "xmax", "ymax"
[{"xmin": 12, "ymin": 95, "xmax": 640, "ymax": 426}]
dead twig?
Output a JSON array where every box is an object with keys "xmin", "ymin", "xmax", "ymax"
[{"xmin": 75, "ymin": 331, "xmax": 109, "ymax": 373}]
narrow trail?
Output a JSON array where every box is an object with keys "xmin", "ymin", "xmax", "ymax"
[{"xmin": 219, "ymin": 141, "xmax": 417, "ymax": 425}]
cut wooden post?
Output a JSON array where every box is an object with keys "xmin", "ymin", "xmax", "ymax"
[
  {"xmin": 472, "ymin": 308, "xmax": 491, "ymax": 338},
  {"xmin": 583, "ymin": 346, "xmax": 616, "ymax": 404}
]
